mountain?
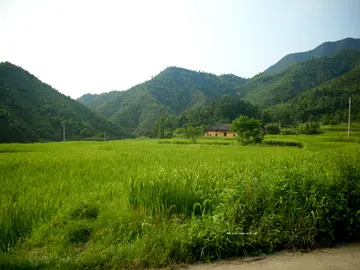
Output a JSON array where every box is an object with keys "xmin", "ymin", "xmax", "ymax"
[
  {"xmin": 264, "ymin": 37, "xmax": 360, "ymax": 74},
  {"xmin": 0, "ymin": 62, "xmax": 127, "ymax": 142},
  {"xmin": 281, "ymin": 62, "xmax": 360, "ymax": 125},
  {"xmin": 238, "ymin": 50, "xmax": 360, "ymax": 107},
  {"xmin": 79, "ymin": 67, "xmax": 248, "ymax": 136}
]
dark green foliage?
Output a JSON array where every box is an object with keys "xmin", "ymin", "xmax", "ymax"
[
  {"xmin": 70, "ymin": 204, "xmax": 99, "ymax": 220},
  {"xmin": 264, "ymin": 37, "xmax": 360, "ymax": 74},
  {"xmin": 156, "ymin": 117, "xmax": 166, "ymax": 139},
  {"xmin": 240, "ymin": 50, "xmax": 360, "ymax": 106},
  {"xmin": 157, "ymin": 140, "xmax": 232, "ymax": 145},
  {"xmin": 297, "ymin": 122, "xmax": 322, "ymax": 135},
  {"xmin": 184, "ymin": 126, "xmax": 203, "ymax": 143},
  {"xmin": 173, "ymin": 127, "xmax": 186, "ymax": 137},
  {"xmin": 281, "ymin": 128, "xmax": 298, "ymax": 135},
  {"xmin": 79, "ymin": 67, "xmax": 248, "ymax": 137},
  {"xmin": 265, "ymin": 123, "xmax": 281, "ymax": 134},
  {"xmin": 287, "ymin": 64, "xmax": 360, "ymax": 124},
  {"xmin": 68, "ymin": 227, "xmax": 92, "ymax": 244},
  {"xmin": 0, "ymin": 254, "xmax": 45, "ymax": 270},
  {"xmin": 79, "ymin": 48, "xmax": 360, "ymax": 133},
  {"xmin": 263, "ymin": 140, "xmax": 303, "ymax": 148},
  {"xmin": 245, "ymin": 50, "xmax": 360, "ymax": 126},
  {"xmin": 0, "ymin": 62, "xmax": 127, "ymax": 142},
  {"xmin": 231, "ymin": 115, "xmax": 263, "ymax": 144},
  {"xmin": 161, "ymin": 95, "xmax": 259, "ymax": 135}
]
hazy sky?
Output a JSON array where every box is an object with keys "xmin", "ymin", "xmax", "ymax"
[{"xmin": 1, "ymin": 0, "xmax": 359, "ymax": 98}]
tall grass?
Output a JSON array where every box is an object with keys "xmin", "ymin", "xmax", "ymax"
[{"xmin": 1, "ymin": 138, "xmax": 360, "ymax": 268}]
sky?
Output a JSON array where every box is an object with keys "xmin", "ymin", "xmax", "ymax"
[{"xmin": 0, "ymin": 0, "xmax": 359, "ymax": 98}]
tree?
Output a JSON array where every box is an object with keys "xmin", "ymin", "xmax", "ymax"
[
  {"xmin": 297, "ymin": 122, "xmax": 321, "ymax": 135},
  {"xmin": 265, "ymin": 123, "xmax": 280, "ymax": 134},
  {"xmin": 173, "ymin": 127, "xmax": 185, "ymax": 137},
  {"xmin": 184, "ymin": 126, "xmax": 203, "ymax": 143},
  {"xmin": 156, "ymin": 118, "xmax": 165, "ymax": 139},
  {"xmin": 231, "ymin": 115, "xmax": 263, "ymax": 144}
]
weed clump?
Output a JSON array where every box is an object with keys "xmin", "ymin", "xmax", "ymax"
[
  {"xmin": 70, "ymin": 204, "xmax": 99, "ymax": 220},
  {"xmin": 68, "ymin": 227, "xmax": 92, "ymax": 244},
  {"xmin": 263, "ymin": 140, "xmax": 303, "ymax": 148}
]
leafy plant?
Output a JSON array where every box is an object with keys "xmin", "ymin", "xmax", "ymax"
[
  {"xmin": 281, "ymin": 128, "xmax": 297, "ymax": 135},
  {"xmin": 184, "ymin": 126, "xmax": 203, "ymax": 143},
  {"xmin": 231, "ymin": 115, "xmax": 263, "ymax": 144},
  {"xmin": 265, "ymin": 123, "xmax": 281, "ymax": 134},
  {"xmin": 297, "ymin": 122, "xmax": 322, "ymax": 135}
]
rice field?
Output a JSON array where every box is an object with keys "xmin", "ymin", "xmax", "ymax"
[{"xmin": 1, "ymin": 125, "xmax": 360, "ymax": 269}]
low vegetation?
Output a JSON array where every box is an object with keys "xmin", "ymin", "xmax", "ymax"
[
  {"xmin": 1, "ymin": 125, "xmax": 360, "ymax": 268},
  {"xmin": 231, "ymin": 115, "xmax": 264, "ymax": 144}
]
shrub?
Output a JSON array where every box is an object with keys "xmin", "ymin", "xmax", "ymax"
[
  {"xmin": 70, "ymin": 204, "xmax": 99, "ymax": 220},
  {"xmin": 184, "ymin": 126, "xmax": 203, "ymax": 143},
  {"xmin": 232, "ymin": 115, "xmax": 263, "ymax": 144},
  {"xmin": 68, "ymin": 227, "xmax": 92, "ymax": 244},
  {"xmin": 281, "ymin": 128, "xmax": 297, "ymax": 135},
  {"xmin": 265, "ymin": 123, "xmax": 280, "ymax": 134},
  {"xmin": 297, "ymin": 122, "xmax": 322, "ymax": 135},
  {"xmin": 263, "ymin": 140, "xmax": 303, "ymax": 148},
  {"xmin": 173, "ymin": 128, "xmax": 186, "ymax": 138}
]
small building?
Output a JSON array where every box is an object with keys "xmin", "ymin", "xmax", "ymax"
[{"xmin": 204, "ymin": 124, "xmax": 237, "ymax": 137}]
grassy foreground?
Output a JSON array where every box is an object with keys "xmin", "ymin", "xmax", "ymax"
[{"xmin": 1, "ymin": 126, "xmax": 360, "ymax": 269}]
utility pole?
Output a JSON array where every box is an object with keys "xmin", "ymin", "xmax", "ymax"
[
  {"xmin": 63, "ymin": 123, "xmax": 66, "ymax": 141},
  {"xmin": 348, "ymin": 97, "xmax": 351, "ymax": 137}
]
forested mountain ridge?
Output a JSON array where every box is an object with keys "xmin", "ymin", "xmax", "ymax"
[
  {"xmin": 78, "ymin": 49, "xmax": 360, "ymax": 136},
  {"xmin": 264, "ymin": 37, "xmax": 360, "ymax": 74},
  {"xmin": 239, "ymin": 50, "xmax": 360, "ymax": 106},
  {"xmin": 78, "ymin": 67, "xmax": 248, "ymax": 136},
  {"xmin": 0, "ymin": 62, "xmax": 127, "ymax": 142},
  {"xmin": 264, "ymin": 61, "xmax": 360, "ymax": 126},
  {"xmin": 3, "ymin": 38, "xmax": 360, "ymax": 142}
]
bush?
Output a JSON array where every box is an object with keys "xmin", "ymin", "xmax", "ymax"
[
  {"xmin": 184, "ymin": 126, "xmax": 203, "ymax": 143},
  {"xmin": 263, "ymin": 140, "xmax": 303, "ymax": 148},
  {"xmin": 297, "ymin": 122, "xmax": 322, "ymax": 135},
  {"xmin": 265, "ymin": 123, "xmax": 280, "ymax": 134},
  {"xmin": 232, "ymin": 115, "xmax": 263, "ymax": 144},
  {"xmin": 281, "ymin": 128, "xmax": 297, "ymax": 135},
  {"xmin": 173, "ymin": 128, "xmax": 186, "ymax": 138}
]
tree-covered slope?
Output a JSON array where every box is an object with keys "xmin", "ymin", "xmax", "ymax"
[
  {"xmin": 155, "ymin": 95, "xmax": 259, "ymax": 138},
  {"xmin": 239, "ymin": 50, "xmax": 360, "ymax": 106},
  {"xmin": 0, "ymin": 62, "xmax": 126, "ymax": 142},
  {"xmin": 79, "ymin": 67, "xmax": 248, "ymax": 136},
  {"xmin": 289, "ymin": 63, "xmax": 360, "ymax": 123},
  {"xmin": 264, "ymin": 37, "xmax": 360, "ymax": 74},
  {"xmin": 260, "ymin": 57, "xmax": 360, "ymax": 126}
]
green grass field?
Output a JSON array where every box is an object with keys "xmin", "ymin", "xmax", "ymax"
[{"xmin": 1, "ymin": 125, "xmax": 360, "ymax": 269}]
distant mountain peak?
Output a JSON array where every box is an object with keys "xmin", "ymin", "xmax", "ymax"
[{"xmin": 264, "ymin": 37, "xmax": 360, "ymax": 74}]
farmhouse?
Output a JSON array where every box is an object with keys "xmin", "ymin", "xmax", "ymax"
[{"xmin": 204, "ymin": 124, "xmax": 237, "ymax": 137}]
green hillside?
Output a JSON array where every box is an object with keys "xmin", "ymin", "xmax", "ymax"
[
  {"xmin": 0, "ymin": 62, "xmax": 126, "ymax": 142},
  {"xmin": 152, "ymin": 95, "xmax": 259, "ymax": 138},
  {"xmin": 79, "ymin": 67, "xmax": 248, "ymax": 136},
  {"xmin": 265, "ymin": 63, "xmax": 360, "ymax": 125},
  {"xmin": 239, "ymin": 50, "xmax": 360, "ymax": 107},
  {"xmin": 264, "ymin": 37, "xmax": 360, "ymax": 74},
  {"xmin": 3, "ymin": 39, "xmax": 360, "ymax": 142}
]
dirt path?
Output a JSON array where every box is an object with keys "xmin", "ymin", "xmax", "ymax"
[{"xmin": 180, "ymin": 243, "xmax": 360, "ymax": 270}]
